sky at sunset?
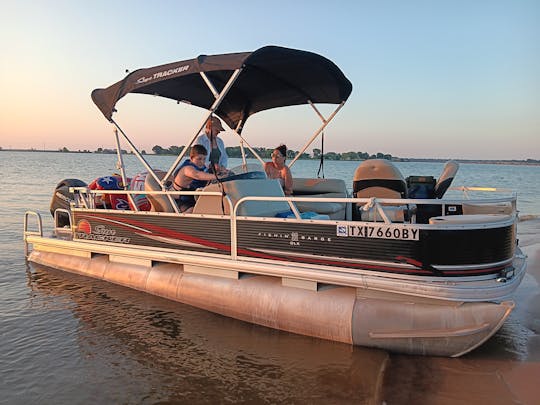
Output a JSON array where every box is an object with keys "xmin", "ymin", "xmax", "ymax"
[{"xmin": 0, "ymin": 0, "xmax": 538, "ymax": 159}]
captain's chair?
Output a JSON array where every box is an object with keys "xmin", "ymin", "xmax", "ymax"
[
  {"xmin": 353, "ymin": 159, "xmax": 407, "ymax": 199},
  {"xmin": 434, "ymin": 161, "xmax": 459, "ymax": 198},
  {"xmin": 352, "ymin": 159, "xmax": 408, "ymax": 221}
]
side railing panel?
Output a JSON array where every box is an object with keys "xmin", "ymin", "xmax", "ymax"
[{"xmin": 66, "ymin": 185, "xmax": 517, "ymax": 262}]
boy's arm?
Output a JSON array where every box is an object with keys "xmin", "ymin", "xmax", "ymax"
[{"xmin": 184, "ymin": 166, "xmax": 221, "ymax": 181}]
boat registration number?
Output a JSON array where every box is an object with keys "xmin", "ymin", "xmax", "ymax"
[{"xmin": 336, "ymin": 224, "xmax": 419, "ymax": 241}]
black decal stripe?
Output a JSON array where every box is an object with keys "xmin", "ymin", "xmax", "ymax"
[
  {"xmin": 242, "ymin": 248, "xmax": 508, "ymax": 276},
  {"xmin": 77, "ymin": 213, "xmax": 232, "ymax": 252},
  {"xmin": 73, "ymin": 212, "xmax": 513, "ymax": 278}
]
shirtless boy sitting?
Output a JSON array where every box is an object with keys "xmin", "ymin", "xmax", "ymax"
[{"xmin": 172, "ymin": 144, "xmax": 226, "ymax": 213}]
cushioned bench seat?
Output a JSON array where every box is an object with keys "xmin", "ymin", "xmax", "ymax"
[
  {"xmin": 292, "ymin": 178, "xmax": 348, "ymax": 220},
  {"xmin": 428, "ymin": 214, "xmax": 512, "ymax": 225},
  {"xmin": 193, "ymin": 179, "xmax": 290, "ymax": 216}
]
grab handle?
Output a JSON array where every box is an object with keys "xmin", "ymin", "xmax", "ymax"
[{"xmin": 23, "ymin": 211, "xmax": 43, "ymax": 257}]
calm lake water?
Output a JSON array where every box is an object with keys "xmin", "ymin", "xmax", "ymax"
[{"xmin": 1, "ymin": 151, "xmax": 539, "ymax": 404}]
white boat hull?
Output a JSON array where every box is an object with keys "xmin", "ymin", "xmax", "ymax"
[{"xmin": 27, "ymin": 236, "xmax": 522, "ymax": 357}]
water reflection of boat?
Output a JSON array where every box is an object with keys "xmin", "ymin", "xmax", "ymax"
[
  {"xmin": 24, "ymin": 46, "xmax": 527, "ymax": 356},
  {"xmin": 28, "ymin": 264, "xmax": 389, "ymax": 404}
]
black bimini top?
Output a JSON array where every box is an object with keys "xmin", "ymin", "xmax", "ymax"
[{"xmin": 91, "ymin": 46, "xmax": 352, "ymax": 130}]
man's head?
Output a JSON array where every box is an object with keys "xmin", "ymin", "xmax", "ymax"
[
  {"xmin": 205, "ymin": 116, "xmax": 224, "ymax": 136},
  {"xmin": 190, "ymin": 144, "xmax": 208, "ymax": 167}
]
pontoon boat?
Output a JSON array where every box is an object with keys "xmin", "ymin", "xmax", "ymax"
[{"xmin": 24, "ymin": 46, "xmax": 527, "ymax": 356}]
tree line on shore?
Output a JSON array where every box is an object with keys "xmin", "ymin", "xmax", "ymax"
[
  {"xmin": 0, "ymin": 145, "xmax": 392, "ymax": 160},
  {"xmin": 150, "ymin": 145, "xmax": 394, "ymax": 161},
  {"xmin": 3, "ymin": 146, "xmax": 538, "ymax": 164}
]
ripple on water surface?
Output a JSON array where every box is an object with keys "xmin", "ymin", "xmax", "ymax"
[{"xmin": 0, "ymin": 265, "xmax": 390, "ymax": 404}]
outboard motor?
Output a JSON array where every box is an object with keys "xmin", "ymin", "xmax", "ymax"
[{"xmin": 50, "ymin": 178, "xmax": 87, "ymax": 227}]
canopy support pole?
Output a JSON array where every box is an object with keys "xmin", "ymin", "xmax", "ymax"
[
  {"xmin": 235, "ymin": 119, "xmax": 248, "ymax": 169},
  {"xmin": 308, "ymin": 100, "xmax": 326, "ymax": 122},
  {"xmin": 113, "ymin": 128, "xmax": 137, "ymax": 210},
  {"xmin": 163, "ymin": 68, "xmax": 243, "ymax": 185},
  {"xmin": 288, "ymin": 101, "xmax": 345, "ymax": 168},
  {"xmin": 111, "ymin": 121, "xmax": 180, "ymax": 212},
  {"xmin": 230, "ymin": 130, "xmax": 266, "ymax": 166},
  {"xmin": 110, "ymin": 120, "xmax": 163, "ymax": 186},
  {"xmin": 200, "ymin": 72, "xmax": 220, "ymax": 99}
]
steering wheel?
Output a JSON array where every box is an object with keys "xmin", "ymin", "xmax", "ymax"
[{"xmin": 212, "ymin": 171, "xmax": 267, "ymax": 183}]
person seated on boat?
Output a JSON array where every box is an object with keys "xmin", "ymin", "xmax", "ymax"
[
  {"xmin": 195, "ymin": 115, "xmax": 229, "ymax": 174},
  {"xmin": 264, "ymin": 144, "xmax": 293, "ymax": 195},
  {"xmin": 172, "ymin": 144, "xmax": 227, "ymax": 213}
]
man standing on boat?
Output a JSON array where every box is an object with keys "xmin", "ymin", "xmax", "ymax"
[{"xmin": 195, "ymin": 115, "xmax": 229, "ymax": 173}]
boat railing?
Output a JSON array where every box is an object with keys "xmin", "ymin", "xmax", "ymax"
[
  {"xmin": 69, "ymin": 185, "xmax": 517, "ymax": 220},
  {"xmin": 446, "ymin": 186, "xmax": 517, "ymax": 212},
  {"xmin": 23, "ymin": 211, "xmax": 42, "ymax": 257},
  {"xmin": 232, "ymin": 194, "xmax": 516, "ymax": 221},
  {"xmin": 41, "ymin": 186, "xmax": 519, "ymax": 263},
  {"xmin": 449, "ymin": 186, "xmax": 516, "ymax": 202},
  {"xmin": 64, "ymin": 185, "xmax": 518, "ymax": 261},
  {"xmin": 70, "ymin": 187, "xmax": 228, "ymax": 214},
  {"xmin": 54, "ymin": 208, "xmax": 72, "ymax": 230},
  {"xmin": 448, "ymin": 186, "xmax": 516, "ymax": 197}
]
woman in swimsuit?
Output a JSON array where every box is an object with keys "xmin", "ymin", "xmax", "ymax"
[{"xmin": 264, "ymin": 144, "xmax": 293, "ymax": 195}]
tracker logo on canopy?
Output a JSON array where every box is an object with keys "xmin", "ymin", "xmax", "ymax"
[{"xmin": 137, "ymin": 65, "xmax": 190, "ymax": 84}]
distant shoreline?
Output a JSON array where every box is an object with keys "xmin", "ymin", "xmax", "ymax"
[
  {"xmin": 1, "ymin": 148, "xmax": 538, "ymax": 166},
  {"xmin": 395, "ymin": 158, "xmax": 540, "ymax": 166}
]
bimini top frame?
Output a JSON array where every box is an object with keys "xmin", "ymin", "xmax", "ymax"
[{"xmin": 91, "ymin": 45, "xmax": 352, "ymax": 188}]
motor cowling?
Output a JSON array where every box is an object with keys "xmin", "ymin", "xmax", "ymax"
[{"xmin": 50, "ymin": 178, "xmax": 87, "ymax": 227}]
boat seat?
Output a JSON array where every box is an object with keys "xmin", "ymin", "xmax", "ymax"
[
  {"xmin": 292, "ymin": 178, "xmax": 348, "ymax": 220},
  {"xmin": 144, "ymin": 171, "xmax": 176, "ymax": 213},
  {"xmin": 434, "ymin": 161, "xmax": 459, "ymax": 198},
  {"xmin": 462, "ymin": 202, "xmax": 513, "ymax": 215},
  {"xmin": 352, "ymin": 159, "xmax": 408, "ymax": 221},
  {"xmin": 428, "ymin": 214, "xmax": 512, "ymax": 225},
  {"xmin": 353, "ymin": 159, "xmax": 407, "ymax": 199},
  {"xmin": 193, "ymin": 179, "xmax": 290, "ymax": 217}
]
